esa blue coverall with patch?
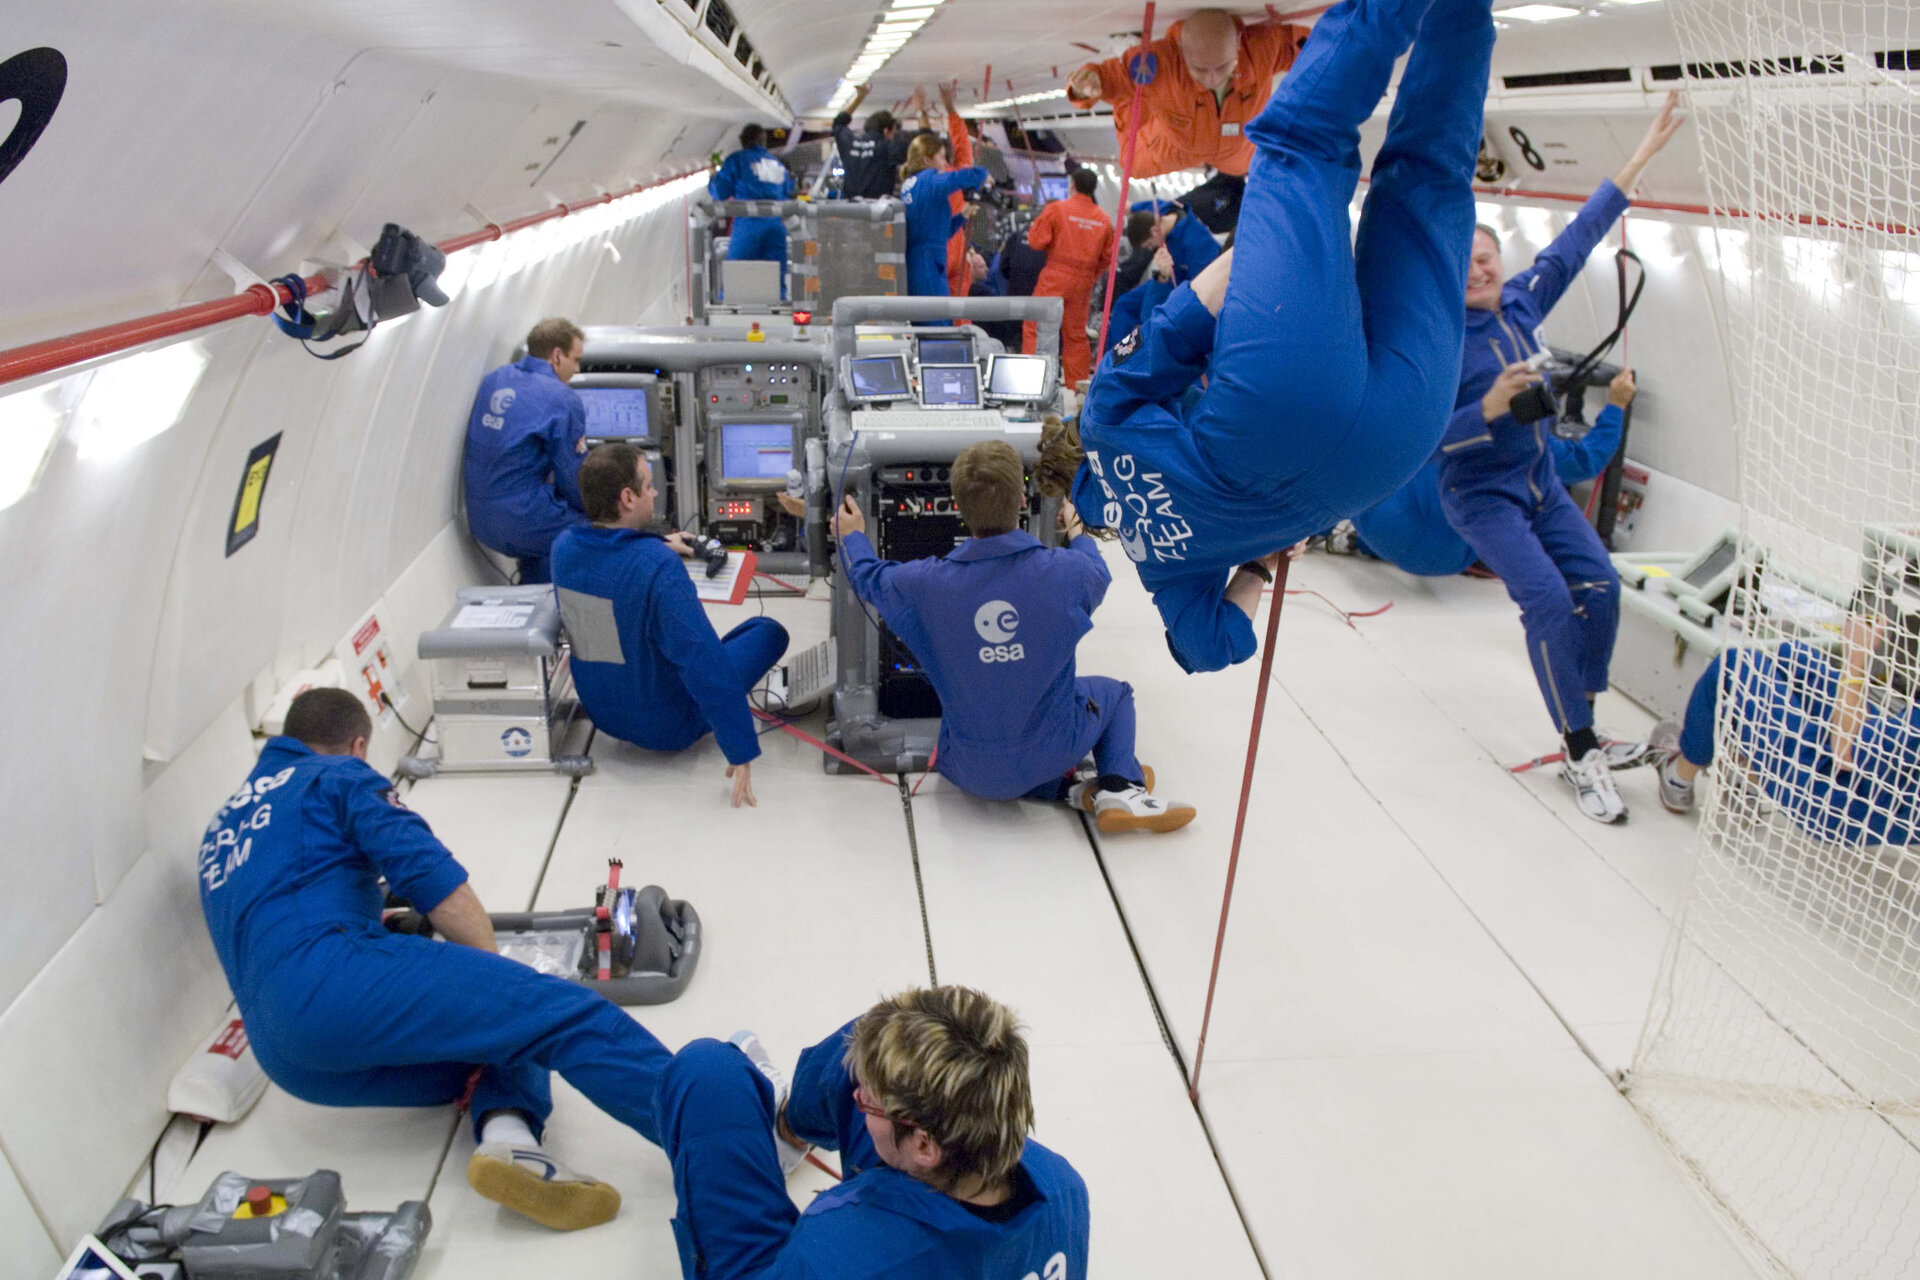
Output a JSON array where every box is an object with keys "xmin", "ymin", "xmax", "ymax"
[
  {"xmin": 1352, "ymin": 404, "xmax": 1623, "ymax": 575},
  {"xmin": 552, "ymin": 525, "xmax": 786, "ymax": 765},
  {"xmin": 1679, "ymin": 643, "xmax": 1920, "ymax": 848},
  {"xmin": 196, "ymin": 737, "xmax": 671, "ymax": 1144},
  {"xmin": 840, "ymin": 529, "xmax": 1143, "ymax": 800},
  {"xmin": 710, "ymin": 147, "xmax": 797, "ymax": 296},
  {"xmin": 1100, "ymin": 209, "xmax": 1222, "ymax": 360},
  {"xmin": 1073, "ymin": 0, "xmax": 1495, "ymax": 672},
  {"xmin": 463, "ymin": 357, "xmax": 590, "ymax": 584},
  {"xmin": 657, "ymin": 1021, "xmax": 1091, "ymax": 1280},
  {"xmin": 900, "ymin": 167, "xmax": 988, "ymax": 296},
  {"xmin": 1436, "ymin": 180, "xmax": 1632, "ymax": 734}
]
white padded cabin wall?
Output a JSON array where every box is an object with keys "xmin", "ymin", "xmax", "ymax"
[{"xmin": 0, "ymin": 3, "xmax": 725, "ymax": 1247}]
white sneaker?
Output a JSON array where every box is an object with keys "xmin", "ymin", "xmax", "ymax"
[
  {"xmin": 1657, "ymin": 755, "xmax": 1696, "ymax": 814},
  {"xmin": 729, "ymin": 1030, "xmax": 809, "ymax": 1178},
  {"xmin": 467, "ymin": 1142, "xmax": 621, "ymax": 1230},
  {"xmin": 1069, "ymin": 780, "xmax": 1197, "ymax": 834},
  {"xmin": 1325, "ymin": 519, "xmax": 1359, "ymax": 556},
  {"xmin": 1561, "ymin": 749, "xmax": 1627, "ymax": 824},
  {"xmin": 1599, "ymin": 736, "xmax": 1663, "ymax": 770}
]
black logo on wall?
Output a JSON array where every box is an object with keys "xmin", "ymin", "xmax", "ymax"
[{"xmin": 0, "ymin": 47, "xmax": 67, "ymax": 190}]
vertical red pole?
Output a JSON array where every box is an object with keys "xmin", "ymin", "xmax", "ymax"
[
  {"xmin": 1188, "ymin": 554, "xmax": 1289, "ymax": 1102},
  {"xmin": 1095, "ymin": 2, "xmax": 1157, "ymax": 358},
  {"xmin": 1006, "ymin": 79, "xmax": 1030, "ymax": 150}
]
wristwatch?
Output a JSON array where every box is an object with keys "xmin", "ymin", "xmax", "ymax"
[{"xmin": 1237, "ymin": 559, "xmax": 1273, "ymax": 584}]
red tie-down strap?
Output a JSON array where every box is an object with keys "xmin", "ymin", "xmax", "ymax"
[{"xmin": 596, "ymin": 858, "xmax": 624, "ymax": 981}]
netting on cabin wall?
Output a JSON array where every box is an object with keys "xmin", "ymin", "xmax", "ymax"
[{"xmin": 1624, "ymin": 2, "xmax": 1920, "ymax": 1278}]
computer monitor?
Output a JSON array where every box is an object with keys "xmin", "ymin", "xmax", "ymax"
[
  {"xmin": 846, "ymin": 354, "xmax": 911, "ymax": 403},
  {"xmin": 718, "ymin": 421, "xmax": 795, "ymax": 488},
  {"xmin": 1038, "ymin": 174, "xmax": 1071, "ymax": 204},
  {"xmin": 577, "ymin": 386, "xmax": 654, "ymax": 440},
  {"xmin": 919, "ymin": 365, "xmax": 981, "ymax": 409},
  {"xmin": 916, "ymin": 335, "xmax": 973, "ymax": 367},
  {"xmin": 985, "ymin": 353, "xmax": 1052, "ymax": 403}
]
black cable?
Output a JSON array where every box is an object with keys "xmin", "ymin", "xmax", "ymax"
[{"xmin": 380, "ymin": 692, "xmax": 436, "ymax": 745}]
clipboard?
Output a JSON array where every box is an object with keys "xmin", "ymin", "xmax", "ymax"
[{"xmin": 686, "ymin": 548, "xmax": 758, "ymax": 606}]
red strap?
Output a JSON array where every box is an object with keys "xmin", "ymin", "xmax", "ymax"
[
  {"xmin": 911, "ymin": 744, "xmax": 940, "ymax": 796},
  {"xmin": 1094, "ymin": 1, "xmax": 1158, "ymax": 359},
  {"xmin": 1190, "ymin": 553, "xmax": 1289, "ymax": 1101},
  {"xmin": 751, "ymin": 709, "xmax": 898, "ymax": 786}
]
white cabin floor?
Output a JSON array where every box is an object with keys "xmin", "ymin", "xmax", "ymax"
[{"xmin": 155, "ymin": 548, "xmax": 1765, "ymax": 1278}]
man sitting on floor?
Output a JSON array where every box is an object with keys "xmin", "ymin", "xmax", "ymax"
[
  {"xmin": 660, "ymin": 986, "xmax": 1090, "ymax": 1278},
  {"xmin": 552, "ymin": 443, "xmax": 787, "ymax": 807},
  {"xmin": 835, "ymin": 435, "xmax": 1195, "ymax": 832},
  {"xmin": 196, "ymin": 687, "xmax": 669, "ymax": 1232}
]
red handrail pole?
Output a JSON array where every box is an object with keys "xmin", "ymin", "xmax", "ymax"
[
  {"xmin": 1189, "ymin": 552, "xmax": 1290, "ymax": 1103},
  {"xmin": 0, "ymin": 168, "xmax": 707, "ymax": 391},
  {"xmin": 1095, "ymin": 2, "xmax": 1156, "ymax": 359}
]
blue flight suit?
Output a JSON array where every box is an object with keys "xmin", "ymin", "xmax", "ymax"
[
  {"xmin": 1436, "ymin": 179, "xmax": 1632, "ymax": 735},
  {"xmin": 196, "ymin": 737, "xmax": 671, "ymax": 1144},
  {"xmin": 1073, "ymin": 0, "xmax": 1495, "ymax": 672},
  {"xmin": 1680, "ymin": 643, "xmax": 1920, "ymax": 848},
  {"xmin": 840, "ymin": 529, "xmax": 1143, "ymax": 800},
  {"xmin": 900, "ymin": 167, "xmax": 988, "ymax": 296},
  {"xmin": 657, "ymin": 1021, "xmax": 1091, "ymax": 1280},
  {"xmin": 1352, "ymin": 405, "xmax": 1623, "ymax": 575},
  {"xmin": 710, "ymin": 147, "xmax": 797, "ymax": 298},
  {"xmin": 1100, "ymin": 210, "xmax": 1221, "ymax": 359},
  {"xmin": 463, "ymin": 356, "xmax": 589, "ymax": 584},
  {"xmin": 550, "ymin": 525, "xmax": 787, "ymax": 765}
]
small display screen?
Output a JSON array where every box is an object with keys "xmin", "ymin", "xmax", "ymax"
[
  {"xmin": 720, "ymin": 422, "xmax": 794, "ymax": 481},
  {"xmin": 1038, "ymin": 175, "xmax": 1070, "ymax": 204},
  {"xmin": 578, "ymin": 387, "xmax": 653, "ymax": 439},
  {"xmin": 920, "ymin": 365, "xmax": 981, "ymax": 408},
  {"xmin": 986, "ymin": 354, "xmax": 1050, "ymax": 400},
  {"xmin": 1684, "ymin": 538, "xmax": 1739, "ymax": 589},
  {"xmin": 918, "ymin": 336, "xmax": 973, "ymax": 366},
  {"xmin": 848, "ymin": 355, "xmax": 910, "ymax": 400}
]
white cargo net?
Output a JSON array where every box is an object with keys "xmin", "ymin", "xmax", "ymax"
[{"xmin": 1624, "ymin": 3, "xmax": 1920, "ymax": 1277}]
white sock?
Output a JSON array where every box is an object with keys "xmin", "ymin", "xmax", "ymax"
[{"xmin": 480, "ymin": 1111, "xmax": 540, "ymax": 1149}]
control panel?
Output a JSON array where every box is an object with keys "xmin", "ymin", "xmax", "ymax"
[{"xmin": 701, "ymin": 362, "xmax": 814, "ymax": 413}]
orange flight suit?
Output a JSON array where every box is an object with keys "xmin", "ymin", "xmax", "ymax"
[
  {"xmin": 1022, "ymin": 191, "xmax": 1114, "ymax": 388},
  {"xmin": 1066, "ymin": 18, "xmax": 1309, "ymax": 180},
  {"xmin": 945, "ymin": 109, "xmax": 977, "ymax": 298}
]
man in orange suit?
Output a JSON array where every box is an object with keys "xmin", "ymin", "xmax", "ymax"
[
  {"xmin": 1066, "ymin": 9, "xmax": 1308, "ymax": 230},
  {"xmin": 1022, "ymin": 167, "xmax": 1114, "ymax": 388},
  {"xmin": 938, "ymin": 83, "xmax": 982, "ymax": 298}
]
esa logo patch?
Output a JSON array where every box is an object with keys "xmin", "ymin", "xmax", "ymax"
[
  {"xmin": 1112, "ymin": 328, "xmax": 1141, "ymax": 363},
  {"xmin": 974, "ymin": 599, "xmax": 1025, "ymax": 663},
  {"xmin": 481, "ymin": 386, "xmax": 515, "ymax": 431}
]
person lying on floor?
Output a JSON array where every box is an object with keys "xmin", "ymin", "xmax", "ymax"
[
  {"xmin": 1655, "ymin": 609, "xmax": 1920, "ymax": 852},
  {"xmin": 660, "ymin": 986, "xmax": 1089, "ymax": 1279},
  {"xmin": 196, "ymin": 687, "xmax": 670, "ymax": 1232},
  {"xmin": 552, "ymin": 443, "xmax": 787, "ymax": 807},
  {"xmin": 836, "ymin": 433, "xmax": 1196, "ymax": 833}
]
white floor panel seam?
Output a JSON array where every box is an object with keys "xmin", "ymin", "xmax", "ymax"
[
  {"xmin": 1077, "ymin": 810, "xmax": 1275, "ymax": 1279},
  {"xmin": 1326, "ymin": 616, "xmax": 1681, "ymax": 922},
  {"xmin": 1271, "ymin": 673, "xmax": 1619, "ymax": 1083},
  {"xmin": 894, "ymin": 776, "xmax": 941, "ymax": 987}
]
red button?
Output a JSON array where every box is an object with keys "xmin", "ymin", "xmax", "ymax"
[{"xmin": 247, "ymin": 1185, "xmax": 274, "ymax": 1215}]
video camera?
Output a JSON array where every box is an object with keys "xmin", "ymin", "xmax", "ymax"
[{"xmin": 1508, "ymin": 346, "xmax": 1624, "ymax": 438}]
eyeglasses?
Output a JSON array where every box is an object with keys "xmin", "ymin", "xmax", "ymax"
[{"xmin": 853, "ymin": 1085, "xmax": 913, "ymax": 1129}]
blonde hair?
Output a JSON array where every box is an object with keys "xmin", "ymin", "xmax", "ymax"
[
  {"xmin": 1034, "ymin": 416, "xmax": 1116, "ymax": 540},
  {"xmin": 846, "ymin": 986, "xmax": 1033, "ymax": 1186},
  {"xmin": 900, "ymin": 133, "xmax": 946, "ymax": 181},
  {"xmin": 951, "ymin": 440, "xmax": 1025, "ymax": 536}
]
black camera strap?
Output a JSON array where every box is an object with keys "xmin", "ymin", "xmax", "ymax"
[
  {"xmin": 1588, "ymin": 246, "xmax": 1646, "ymax": 545},
  {"xmin": 1558, "ymin": 246, "xmax": 1644, "ymax": 394}
]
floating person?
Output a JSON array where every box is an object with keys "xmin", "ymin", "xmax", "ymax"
[
  {"xmin": 552, "ymin": 443, "xmax": 787, "ymax": 808},
  {"xmin": 1436, "ymin": 93, "xmax": 1685, "ymax": 822},
  {"xmin": 836, "ymin": 436, "xmax": 1197, "ymax": 832},
  {"xmin": 1064, "ymin": 9, "xmax": 1311, "ymax": 231},
  {"xmin": 462, "ymin": 317, "xmax": 590, "ymax": 585},
  {"xmin": 1056, "ymin": 0, "xmax": 1500, "ymax": 674}
]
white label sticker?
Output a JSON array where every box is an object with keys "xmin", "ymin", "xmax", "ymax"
[
  {"xmin": 452, "ymin": 604, "xmax": 536, "ymax": 630},
  {"xmin": 1221, "ymin": 121, "xmax": 1241, "ymax": 137}
]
